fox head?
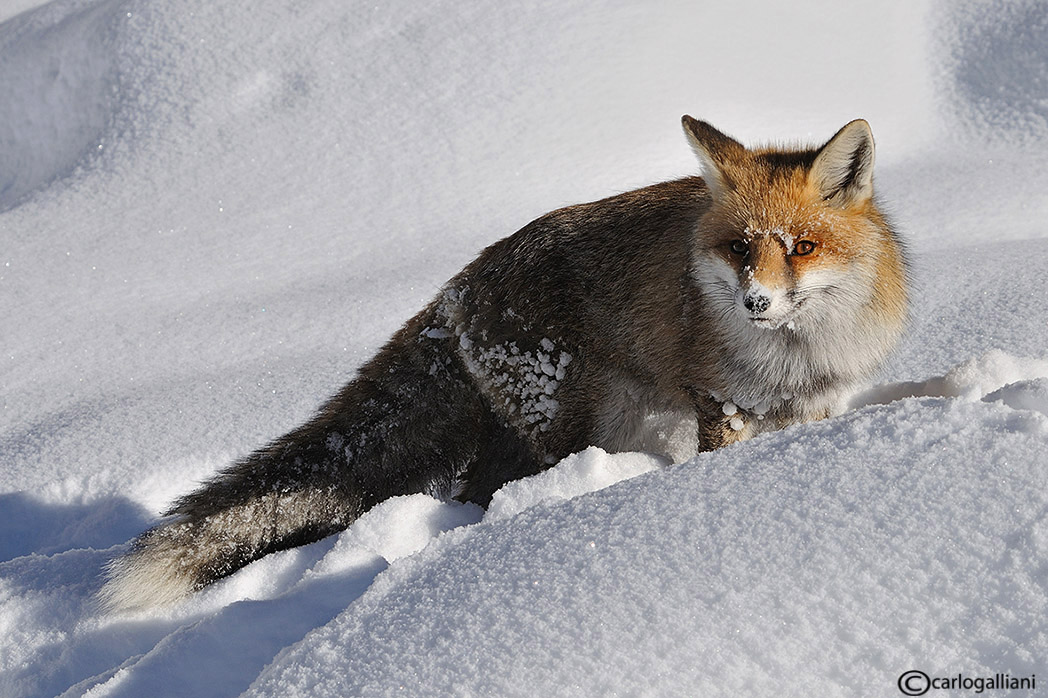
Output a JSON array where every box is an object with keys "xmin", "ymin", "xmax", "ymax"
[{"xmin": 682, "ymin": 115, "xmax": 906, "ymax": 337}]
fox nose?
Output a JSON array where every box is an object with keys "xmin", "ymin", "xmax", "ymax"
[{"xmin": 743, "ymin": 293, "xmax": 770, "ymax": 315}]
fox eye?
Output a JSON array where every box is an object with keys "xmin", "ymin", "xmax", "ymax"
[
  {"xmin": 793, "ymin": 240, "xmax": 816, "ymax": 256},
  {"xmin": 729, "ymin": 240, "xmax": 748, "ymax": 255}
]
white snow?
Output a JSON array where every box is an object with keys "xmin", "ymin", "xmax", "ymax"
[{"xmin": 2, "ymin": 0, "xmax": 1048, "ymax": 696}]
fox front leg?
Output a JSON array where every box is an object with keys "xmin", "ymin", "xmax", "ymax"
[{"xmin": 689, "ymin": 390, "xmax": 752, "ymax": 452}]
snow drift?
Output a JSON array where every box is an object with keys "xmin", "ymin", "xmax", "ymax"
[{"xmin": 2, "ymin": 0, "xmax": 1047, "ymax": 696}]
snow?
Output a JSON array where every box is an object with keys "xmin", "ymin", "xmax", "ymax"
[
  {"xmin": 2, "ymin": 0, "xmax": 1047, "ymax": 696},
  {"xmin": 457, "ymin": 333, "xmax": 569, "ymax": 432}
]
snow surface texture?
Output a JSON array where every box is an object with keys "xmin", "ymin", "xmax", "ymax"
[{"xmin": 2, "ymin": 0, "xmax": 1048, "ymax": 696}]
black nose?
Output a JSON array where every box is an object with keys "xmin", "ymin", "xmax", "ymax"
[{"xmin": 743, "ymin": 293, "xmax": 770, "ymax": 314}]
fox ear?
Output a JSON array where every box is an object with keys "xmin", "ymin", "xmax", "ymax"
[
  {"xmin": 810, "ymin": 119, "xmax": 875, "ymax": 208},
  {"xmin": 681, "ymin": 115, "xmax": 745, "ymax": 198}
]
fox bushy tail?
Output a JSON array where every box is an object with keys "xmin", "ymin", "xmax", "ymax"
[
  {"xmin": 99, "ymin": 430, "xmax": 365, "ymax": 611},
  {"xmin": 99, "ymin": 308, "xmax": 539, "ymax": 612}
]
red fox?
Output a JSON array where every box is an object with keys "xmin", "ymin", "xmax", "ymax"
[{"xmin": 101, "ymin": 116, "xmax": 909, "ymax": 611}]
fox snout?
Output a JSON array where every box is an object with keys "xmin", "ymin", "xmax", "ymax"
[
  {"xmin": 736, "ymin": 278, "xmax": 793, "ymax": 329},
  {"xmin": 742, "ymin": 292, "xmax": 771, "ymax": 315}
]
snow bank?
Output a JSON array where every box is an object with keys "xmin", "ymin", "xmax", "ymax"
[
  {"xmin": 485, "ymin": 447, "xmax": 668, "ymax": 522},
  {"xmin": 247, "ymin": 392, "xmax": 1048, "ymax": 697},
  {"xmin": 0, "ymin": 0, "xmax": 116, "ymax": 209},
  {"xmin": 854, "ymin": 349, "xmax": 1048, "ymax": 408}
]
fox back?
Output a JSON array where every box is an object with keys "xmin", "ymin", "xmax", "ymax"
[{"xmin": 100, "ymin": 117, "xmax": 908, "ymax": 611}]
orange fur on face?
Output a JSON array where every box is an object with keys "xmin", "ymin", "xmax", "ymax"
[{"xmin": 693, "ymin": 143, "xmax": 908, "ymax": 333}]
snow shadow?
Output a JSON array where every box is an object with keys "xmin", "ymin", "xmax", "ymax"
[
  {"xmin": 0, "ymin": 492, "xmax": 150, "ymax": 563},
  {"xmin": 2, "ymin": 494, "xmax": 484, "ymax": 697},
  {"xmin": 0, "ymin": 0, "xmax": 126, "ymax": 209},
  {"xmin": 937, "ymin": 0, "xmax": 1048, "ymax": 139},
  {"xmin": 66, "ymin": 559, "xmax": 388, "ymax": 698},
  {"xmin": 1, "ymin": 527, "xmax": 386, "ymax": 698},
  {"xmin": 851, "ymin": 350, "xmax": 1048, "ymax": 418}
]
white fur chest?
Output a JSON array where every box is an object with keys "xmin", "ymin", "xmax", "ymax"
[{"xmin": 708, "ymin": 311, "xmax": 888, "ymax": 426}]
